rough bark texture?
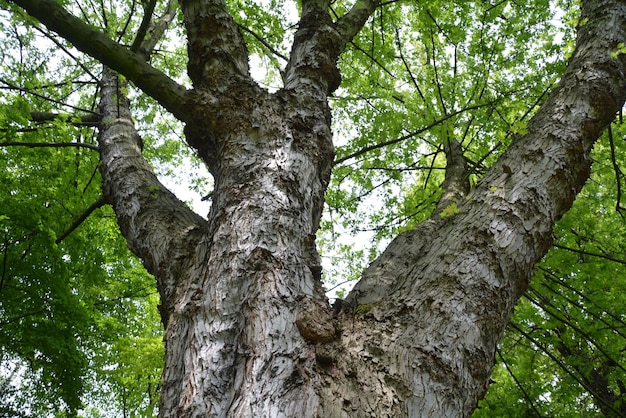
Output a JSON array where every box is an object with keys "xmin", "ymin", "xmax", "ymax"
[{"xmin": 12, "ymin": 0, "xmax": 626, "ymax": 416}]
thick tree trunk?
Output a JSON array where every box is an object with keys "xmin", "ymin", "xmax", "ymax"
[
  {"xmin": 159, "ymin": 88, "xmax": 338, "ymax": 416},
  {"xmin": 14, "ymin": 0, "xmax": 626, "ymax": 416}
]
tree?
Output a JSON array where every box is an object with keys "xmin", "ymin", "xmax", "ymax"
[
  {"xmin": 0, "ymin": 91, "xmax": 165, "ymax": 415},
  {"xmin": 1, "ymin": 0, "xmax": 625, "ymax": 416}
]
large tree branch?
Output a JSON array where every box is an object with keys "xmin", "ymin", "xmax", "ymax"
[
  {"xmin": 97, "ymin": 67, "xmax": 207, "ymax": 327},
  {"xmin": 282, "ymin": 0, "xmax": 378, "ymax": 96},
  {"xmin": 431, "ymin": 139, "xmax": 470, "ymax": 218},
  {"xmin": 179, "ymin": 0, "xmax": 250, "ymax": 88},
  {"xmin": 348, "ymin": 0, "xmax": 626, "ymax": 314},
  {"xmin": 130, "ymin": 0, "xmax": 158, "ymax": 53},
  {"xmin": 10, "ymin": 0, "xmax": 190, "ymax": 121},
  {"xmin": 340, "ymin": 1, "xmax": 626, "ymax": 415},
  {"xmin": 91, "ymin": 9, "xmax": 204, "ymax": 326},
  {"xmin": 135, "ymin": 0, "xmax": 178, "ymax": 59},
  {"xmin": 334, "ymin": 0, "xmax": 380, "ymax": 51}
]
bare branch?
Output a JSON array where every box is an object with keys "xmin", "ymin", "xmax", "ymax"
[
  {"xmin": 607, "ymin": 125, "xmax": 626, "ymax": 219},
  {"xmin": 524, "ymin": 286, "xmax": 626, "ymax": 376},
  {"xmin": 553, "ymin": 243, "xmax": 626, "ymax": 265},
  {"xmin": 540, "ymin": 266, "xmax": 626, "ymax": 335},
  {"xmin": 0, "ymin": 141, "xmax": 99, "ymax": 151},
  {"xmin": 348, "ymin": 40, "xmax": 395, "ymax": 79},
  {"xmin": 55, "ymin": 195, "xmax": 108, "ymax": 244},
  {"xmin": 394, "ymin": 25, "xmax": 424, "ymax": 101}
]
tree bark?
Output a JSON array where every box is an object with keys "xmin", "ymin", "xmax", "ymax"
[{"xmin": 11, "ymin": 0, "xmax": 626, "ymax": 416}]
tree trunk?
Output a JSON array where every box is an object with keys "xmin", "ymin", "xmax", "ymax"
[
  {"xmin": 160, "ymin": 85, "xmax": 339, "ymax": 416},
  {"xmin": 13, "ymin": 0, "xmax": 626, "ymax": 416}
]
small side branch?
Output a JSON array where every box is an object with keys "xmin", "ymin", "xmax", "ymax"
[
  {"xmin": 30, "ymin": 111, "xmax": 101, "ymax": 126},
  {"xmin": 334, "ymin": 101, "xmax": 493, "ymax": 165},
  {"xmin": 607, "ymin": 125, "xmax": 626, "ymax": 220},
  {"xmin": 0, "ymin": 141, "xmax": 99, "ymax": 151},
  {"xmin": 0, "ymin": 78, "xmax": 98, "ymax": 115},
  {"xmin": 55, "ymin": 195, "xmax": 108, "ymax": 244},
  {"xmin": 432, "ymin": 139, "xmax": 470, "ymax": 218},
  {"xmin": 496, "ymin": 348, "xmax": 545, "ymax": 418},
  {"xmin": 12, "ymin": 0, "xmax": 189, "ymax": 121},
  {"xmin": 553, "ymin": 243, "xmax": 626, "ymax": 265}
]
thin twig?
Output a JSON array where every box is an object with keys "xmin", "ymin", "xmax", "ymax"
[
  {"xmin": 496, "ymin": 348, "xmax": 544, "ymax": 417},
  {"xmin": 334, "ymin": 101, "xmax": 493, "ymax": 165},
  {"xmin": 238, "ymin": 24, "xmax": 288, "ymax": 62},
  {"xmin": 553, "ymin": 243, "xmax": 626, "ymax": 265},
  {"xmin": 0, "ymin": 78, "xmax": 99, "ymax": 115}
]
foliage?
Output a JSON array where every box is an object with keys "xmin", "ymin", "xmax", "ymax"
[
  {"xmin": 0, "ymin": 5, "xmax": 169, "ymax": 417},
  {"xmin": 327, "ymin": 0, "xmax": 566, "ymax": 235},
  {"xmin": 475, "ymin": 120, "xmax": 626, "ymax": 417},
  {"xmin": 0, "ymin": 118, "xmax": 164, "ymax": 416}
]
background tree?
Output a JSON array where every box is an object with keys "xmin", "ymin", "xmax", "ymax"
[
  {"xmin": 0, "ymin": 2, "xmax": 175, "ymax": 415},
  {"xmin": 1, "ymin": 0, "xmax": 625, "ymax": 416}
]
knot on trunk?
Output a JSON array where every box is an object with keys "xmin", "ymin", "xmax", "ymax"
[{"xmin": 295, "ymin": 298, "xmax": 337, "ymax": 343}]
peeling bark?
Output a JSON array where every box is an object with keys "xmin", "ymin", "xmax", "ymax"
[
  {"xmin": 157, "ymin": 84, "xmax": 337, "ymax": 415},
  {"xmin": 97, "ymin": 67, "xmax": 207, "ymax": 328}
]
